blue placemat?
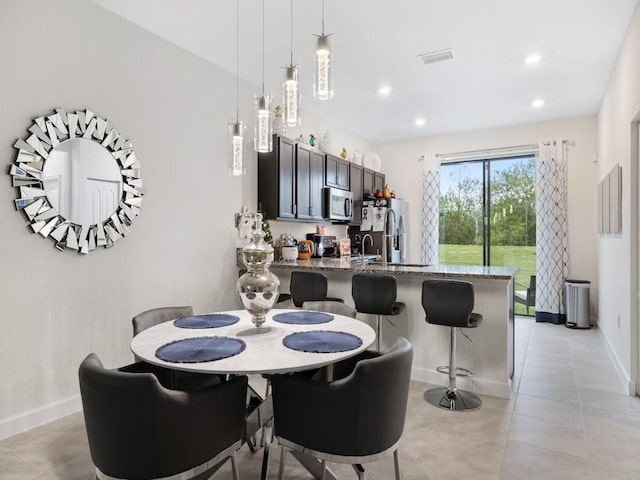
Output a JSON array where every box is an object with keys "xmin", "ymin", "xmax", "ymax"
[
  {"xmin": 155, "ymin": 336, "xmax": 246, "ymax": 363},
  {"xmin": 273, "ymin": 311, "xmax": 334, "ymax": 325},
  {"xmin": 283, "ymin": 330, "xmax": 363, "ymax": 353},
  {"xmin": 174, "ymin": 314, "xmax": 240, "ymax": 329}
]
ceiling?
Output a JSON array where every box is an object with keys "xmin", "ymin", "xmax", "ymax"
[{"xmin": 91, "ymin": 0, "xmax": 638, "ymax": 143}]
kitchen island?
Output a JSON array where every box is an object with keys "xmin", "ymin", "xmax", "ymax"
[{"xmin": 270, "ymin": 258, "xmax": 518, "ymax": 399}]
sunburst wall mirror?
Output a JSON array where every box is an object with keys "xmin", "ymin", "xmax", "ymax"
[{"xmin": 8, "ymin": 108, "xmax": 143, "ymax": 254}]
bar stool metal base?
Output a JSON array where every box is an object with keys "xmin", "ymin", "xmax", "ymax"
[
  {"xmin": 436, "ymin": 366, "xmax": 473, "ymax": 377},
  {"xmin": 424, "ymin": 387, "xmax": 482, "ymax": 412}
]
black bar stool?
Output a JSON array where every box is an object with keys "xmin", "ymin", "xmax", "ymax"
[
  {"xmin": 422, "ymin": 280, "xmax": 483, "ymax": 412},
  {"xmin": 290, "ymin": 271, "xmax": 343, "ymax": 307},
  {"xmin": 352, "ymin": 274, "xmax": 405, "ymax": 352}
]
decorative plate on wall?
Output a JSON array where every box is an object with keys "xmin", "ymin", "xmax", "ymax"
[
  {"xmin": 8, "ymin": 108, "xmax": 143, "ymax": 254},
  {"xmin": 363, "ymin": 152, "xmax": 382, "ymax": 171}
]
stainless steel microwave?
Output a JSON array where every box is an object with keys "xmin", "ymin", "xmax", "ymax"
[{"xmin": 324, "ymin": 187, "xmax": 353, "ymax": 222}]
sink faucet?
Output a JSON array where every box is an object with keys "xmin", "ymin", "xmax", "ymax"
[
  {"xmin": 361, "ymin": 233, "xmax": 374, "ymax": 263},
  {"xmin": 381, "ymin": 208, "xmax": 396, "ymax": 268}
]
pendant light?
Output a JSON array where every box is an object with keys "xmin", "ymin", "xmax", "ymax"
[
  {"xmin": 313, "ymin": 0, "xmax": 333, "ymax": 100},
  {"xmin": 254, "ymin": 0, "xmax": 272, "ymax": 153},
  {"xmin": 229, "ymin": 0, "xmax": 245, "ymax": 176},
  {"xmin": 283, "ymin": 0, "xmax": 301, "ymax": 127}
]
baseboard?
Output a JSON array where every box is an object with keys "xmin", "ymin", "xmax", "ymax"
[
  {"xmin": 0, "ymin": 395, "xmax": 82, "ymax": 441},
  {"xmin": 411, "ymin": 366, "xmax": 512, "ymax": 399},
  {"xmin": 597, "ymin": 327, "xmax": 635, "ymax": 396}
]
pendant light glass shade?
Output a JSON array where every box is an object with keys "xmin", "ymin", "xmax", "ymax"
[
  {"xmin": 254, "ymin": 94, "xmax": 272, "ymax": 152},
  {"xmin": 283, "ymin": 66, "xmax": 301, "ymax": 127},
  {"xmin": 229, "ymin": 0, "xmax": 245, "ymax": 176},
  {"xmin": 314, "ymin": 34, "xmax": 333, "ymax": 100},
  {"xmin": 229, "ymin": 120, "xmax": 245, "ymax": 176},
  {"xmin": 254, "ymin": 0, "xmax": 272, "ymax": 153}
]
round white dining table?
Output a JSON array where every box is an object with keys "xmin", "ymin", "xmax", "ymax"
[{"xmin": 130, "ymin": 308, "xmax": 376, "ymax": 375}]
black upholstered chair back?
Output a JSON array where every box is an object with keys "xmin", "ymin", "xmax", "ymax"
[
  {"xmin": 422, "ymin": 280, "xmax": 475, "ymax": 328},
  {"xmin": 271, "ymin": 337, "xmax": 413, "ymax": 458},
  {"xmin": 132, "ymin": 305, "xmax": 193, "ymax": 336},
  {"xmin": 290, "ymin": 271, "xmax": 329, "ymax": 307},
  {"xmin": 302, "ymin": 300, "xmax": 357, "ymax": 318},
  {"xmin": 352, "ymin": 274, "xmax": 398, "ymax": 315},
  {"xmin": 79, "ymin": 353, "xmax": 247, "ymax": 480}
]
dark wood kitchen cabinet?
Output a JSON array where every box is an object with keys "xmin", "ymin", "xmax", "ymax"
[
  {"xmin": 349, "ymin": 163, "xmax": 363, "ymax": 225},
  {"xmin": 362, "ymin": 167, "xmax": 385, "ymax": 198},
  {"xmin": 325, "ymin": 153, "xmax": 350, "ymax": 190},
  {"xmin": 258, "ymin": 136, "xmax": 324, "ymax": 221},
  {"xmin": 258, "ymin": 136, "xmax": 296, "ymax": 220},
  {"xmin": 374, "ymin": 171, "xmax": 386, "ymax": 193},
  {"xmin": 296, "ymin": 144, "xmax": 324, "ymax": 221}
]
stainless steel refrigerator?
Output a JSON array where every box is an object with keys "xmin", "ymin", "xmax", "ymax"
[{"xmin": 386, "ymin": 198, "xmax": 406, "ymax": 264}]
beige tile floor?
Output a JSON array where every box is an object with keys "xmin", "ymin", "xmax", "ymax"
[{"xmin": 2, "ymin": 317, "xmax": 640, "ymax": 479}]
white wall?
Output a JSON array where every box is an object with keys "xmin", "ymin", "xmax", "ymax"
[
  {"xmin": 0, "ymin": 0, "xmax": 369, "ymax": 438},
  {"xmin": 371, "ymin": 115, "xmax": 599, "ymax": 311},
  {"xmin": 597, "ymin": 2, "xmax": 640, "ymax": 392}
]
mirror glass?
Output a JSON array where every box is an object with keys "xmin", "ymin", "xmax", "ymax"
[
  {"xmin": 9, "ymin": 108, "xmax": 143, "ymax": 254},
  {"xmin": 42, "ymin": 138, "xmax": 122, "ymax": 225}
]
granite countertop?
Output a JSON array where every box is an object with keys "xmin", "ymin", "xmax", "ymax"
[{"xmin": 268, "ymin": 257, "xmax": 519, "ymax": 280}]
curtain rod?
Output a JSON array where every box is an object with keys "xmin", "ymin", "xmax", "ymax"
[{"xmin": 417, "ymin": 139, "xmax": 575, "ymax": 162}]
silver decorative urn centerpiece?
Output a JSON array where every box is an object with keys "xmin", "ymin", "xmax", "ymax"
[{"xmin": 237, "ymin": 216, "xmax": 280, "ymax": 329}]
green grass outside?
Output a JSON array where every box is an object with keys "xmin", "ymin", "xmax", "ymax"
[{"xmin": 439, "ymin": 244, "xmax": 536, "ymax": 316}]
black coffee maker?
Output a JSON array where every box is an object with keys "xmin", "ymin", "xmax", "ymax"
[{"xmin": 306, "ymin": 234, "xmax": 337, "ymax": 258}]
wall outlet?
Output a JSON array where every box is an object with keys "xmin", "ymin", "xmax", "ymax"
[{"xmin": 617, "ymin": 314, "xmax": 621, "ymax": 328}]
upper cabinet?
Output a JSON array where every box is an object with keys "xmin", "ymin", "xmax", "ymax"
[
  {"xmin": 349, "ymin": 163, "xmax": 364, "ymax": 225},
  {"xmin": 258, "ymin": 136, "xmax": 323, "ymax": 221},
  {"xmin": 325, "ymin": 154, "xmax": 350, "ymax": 190},
  {"xmin": 296, "ymin": 144, "xmax": 324, "ymax": 221},
  {"xmin": 258, "ymin": 135, "xmax": 385, "ymax": 223},
  {"xmin": 362, "ymin": 167, "xmax": 385, "ymax": 198}
]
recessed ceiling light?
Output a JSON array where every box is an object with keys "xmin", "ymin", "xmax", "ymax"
[
  {"xmin": 415, "ymin": 118, "xmax": 426, "ymax": 126},
  {"xmin": 531, "ymin": 99, "xmax": 545, "ymax": 108},
  {"xmin": 525, "ymin": 53, "xmax": 542, "ymax": 65},
  {"xmin": 378, "ymin": 85, "xmax": 392, "ymax": 96}
]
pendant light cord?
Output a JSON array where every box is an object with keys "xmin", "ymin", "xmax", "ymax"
[
  {"xmin": 236, "ymin": 0, "xmax": 239, "ymax": 122},
  {"xmin": 321, "ymin": 0, "xmax": 325, "ymax": 35},
  {"xmin": 290, "ymin": 0, "xmax": 293, "ymax": 66},
  {"xmin": 262, "ymin": 0, "xmax": 265, "ymax": 94}
]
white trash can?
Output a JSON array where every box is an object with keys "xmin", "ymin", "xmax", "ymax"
[{"xmin": 565, "ymin": 279, "xmax": 590, "ymax": 329}]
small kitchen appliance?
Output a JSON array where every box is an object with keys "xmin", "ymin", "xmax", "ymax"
[
  {"xmin": 323, "ymin": 187, "xmax": 353, "ymax": 222},
  {"xmin": 298, "ymin": 240, "xmax": 314, "ymax": 259},
  {"xmin": 306, "ymin": 234, "xmax": 337, "ymax": 258}
]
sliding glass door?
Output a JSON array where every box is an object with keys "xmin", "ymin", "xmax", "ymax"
[{"xmin": 439, "ymin": 156, "xmax": 536, "ymax": 315}]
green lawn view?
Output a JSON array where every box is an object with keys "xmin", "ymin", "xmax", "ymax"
[{"xmin": 439, "ymin": 244, "xmax": 536, "ymax": 316}]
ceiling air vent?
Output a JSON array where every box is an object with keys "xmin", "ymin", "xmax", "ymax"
[{"xmin": 418, "ymin": 48, "xmax": 454, "ymax": 65}]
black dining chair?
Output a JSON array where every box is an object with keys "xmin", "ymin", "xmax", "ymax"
[
  {"xmin": 290, "ymin": 271, "xmax": 344, "ymax": 307},
  {"xmin": 79, "ymin": 353, "xmax": 247, "ymax": 480},
  {"xmin": 132, "ymin": 306, "xmax": 223, "ymax": 391},
  {"xmin": 301, "ymin": 300, "xmax": 357, "ymax": 318},
  {"xmin": 270, "ymin": 337, "xmax": 413, "ymax": 480}
]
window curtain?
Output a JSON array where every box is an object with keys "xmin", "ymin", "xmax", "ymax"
[
  {"xmin": 535, "ymin": 141, "xmax": 569, "ymax": 324},
  {"xmin": 421, "ymin": 154, "xmax": 440, "ymax": 265}
]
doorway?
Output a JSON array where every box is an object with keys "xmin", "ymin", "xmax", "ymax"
[{"xmin": 439, "ymin": 155, "xmax": 536, "ymax": 316}]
